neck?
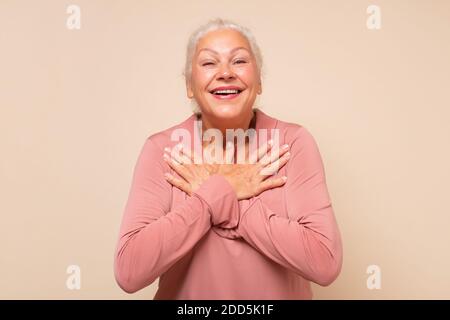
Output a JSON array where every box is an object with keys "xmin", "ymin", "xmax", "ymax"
[
  {"xmin": 197, "ymin": 110, "xmax": 256, "ymax": 147},
  {"xmin": 199, "ymin": 109, "xmax": 255, "ymax": 132}
]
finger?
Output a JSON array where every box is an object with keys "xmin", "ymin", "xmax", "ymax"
[
  {"xmin": 248, "ymin": 139, "xmax": 273, "ymax": 164},
  {"xmin": 163, "ymin": 153, "xmax": 191, "ymax": 181},
  {"xmin": 255, "ymin": 176, "xmax": 287, "ymax": 196},
  {"xmin": 163, "ymin": 151, "xmax": 180, "ymax": 166},
  {"xmin": 179, "ymin": 145, "xmax": 203, "ymax": 164},
  {"xmin": 174, "ymin": 144, "xmax": 193, "ymax": 164},
  {"xmin": 203, "ymin": 142, "xmax": 218, "ymax": 165},
  {"xmin": 225, "ymin": 140, "xmax": 234, "ymax": 164},
  {"xmin": 165, "ymin": 145, "xmax": 192, "ymax": 165},
  {"xmin": 164, "ymin": 172, "xmax": 191, "ymax": 195},
  {"xmin": 259, "ymin": 151, "xmax": 290, "ymax": 177},
  {"xmin": 259, "ymin": 143, "xmax": 289, "ymax": 167}
]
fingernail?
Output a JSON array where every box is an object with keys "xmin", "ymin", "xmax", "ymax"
[
  {"xmin": 282, "ymin": 144, "xmax": 289, "ymax": 149},
  {"xmin": 285, "ymin": 152, "xmax": 291, "ymax": 157},
  {"xmin": 282, "ymin": 176, "xmax": 287, "ymax": 181},
  {"xmin": 164, "ymin": 147, "xmax": 171, "ymax": 153},
  {"xmin": 163, "ymin": 153, "xmax": 169, "ymax": 161},
  {"xmin": 268, "ymin": 139, "xmax": 273, "ymax": 146}
]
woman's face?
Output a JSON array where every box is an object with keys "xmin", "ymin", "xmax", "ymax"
[{"xmin": 187, "ymin": 28, "xmax": 262, "ymax": 123}]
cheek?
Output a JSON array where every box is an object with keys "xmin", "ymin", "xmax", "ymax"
[
  {"xmin": 192, "ymin": 70, "xmax": 215, "ymax": 91},
  {"xmin": 235, "ymin": 66, "xmax": 259, "ymax": 85}
]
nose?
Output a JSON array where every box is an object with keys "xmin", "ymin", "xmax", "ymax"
[{"xmin": 217, "ymin": 63, "xmax": 235, "ymax": 81}]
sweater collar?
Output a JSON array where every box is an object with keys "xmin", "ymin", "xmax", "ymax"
[
  {"xmin": 176, "ymin": 109, "xmax": 279, "ymax": 155},
  {"xmin": 182, "ymin": 108, "xmax": 278, "ymax": 133}
]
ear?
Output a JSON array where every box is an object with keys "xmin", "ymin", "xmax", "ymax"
[
  {"xmin": 257, "ymin": 81, "xmax": 262, "ymax": 95},
  {"xmin": 186, "ymin": 80, "xmax": 194, "ymax": 99}
]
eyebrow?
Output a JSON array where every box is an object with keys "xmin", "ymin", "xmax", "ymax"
[{"xmin": 197, "ymin": 46, "xmax": 250, "ymax": 55}]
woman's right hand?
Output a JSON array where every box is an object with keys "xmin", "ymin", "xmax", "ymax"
[{"xmin": 163, "ymin": 140, "xmax": 291, "ymax": 200}]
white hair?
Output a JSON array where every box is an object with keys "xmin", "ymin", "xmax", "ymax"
[{"xmin": 183, "ymin": 18, "xmax": 264, "ymax": 114}]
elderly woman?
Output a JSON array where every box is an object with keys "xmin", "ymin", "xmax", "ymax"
[{"xmin": 114, "ymin": 18, "xmax": 343, "ymax": 299}]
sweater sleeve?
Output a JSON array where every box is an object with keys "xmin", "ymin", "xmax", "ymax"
[
  {"xmin": 192, "ymin": 174, "xmax": 241, "ymax": 229},
  {"xmin": 236, "ymin": 127, "xmax": 343, "ymax": 286},
  {"xmin": 114, "ymin": 137, "xmax": 236, "ymax": 293}
]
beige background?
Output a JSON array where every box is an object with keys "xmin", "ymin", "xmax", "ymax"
[{"xmin": 1, "ymin": 0, "xmax": 450, "ymax": 299}]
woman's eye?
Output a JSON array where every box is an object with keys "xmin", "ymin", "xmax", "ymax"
[
  {"xmin": 234, "ymin": 59, "xmax": 247, "ymax": 64},
  {"xmin": 202, "ymin": 62, "xmax": 215, "ymax": 66}
]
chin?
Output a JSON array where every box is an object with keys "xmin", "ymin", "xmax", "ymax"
[{"xmin": 211, "ymin": 104, "xmax": 245, "ymax": 119}]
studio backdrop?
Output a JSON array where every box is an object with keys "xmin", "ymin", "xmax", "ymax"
[{"xmin": 1, "ymin": 0, "xmax": 450, "ymax": 299}]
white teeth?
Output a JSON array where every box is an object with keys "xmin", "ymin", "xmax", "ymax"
[{"xmin": 213, "ymin": 89, "xmax": 239, "ymax": 94}]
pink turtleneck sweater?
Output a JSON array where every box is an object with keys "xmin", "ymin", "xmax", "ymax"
[{"xmin": 114, "ymin": 109, "xmax": 343, "ymax": 299}]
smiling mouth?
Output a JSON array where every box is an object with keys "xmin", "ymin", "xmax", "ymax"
[{"xmin": 209, "ymin": 88, "xmax": 244, "ymax": 100}]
